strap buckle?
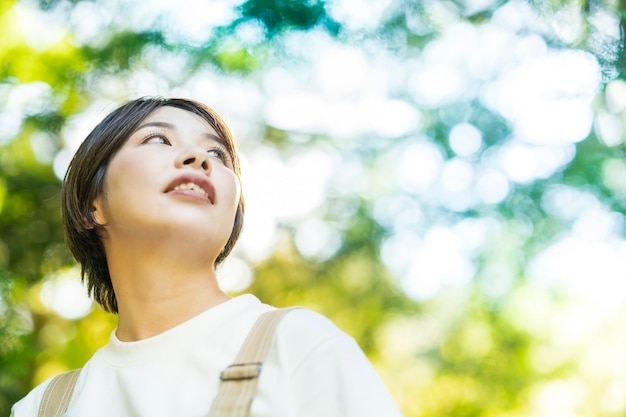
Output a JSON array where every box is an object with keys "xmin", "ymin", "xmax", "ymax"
[{"xmin": 220, "ymin": 362, "xmax": 263, "ymax": 381}]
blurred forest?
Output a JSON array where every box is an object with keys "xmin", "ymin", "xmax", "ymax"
[{"xmin": 2, "ymin": 0, "xmax": 626, "ymax": 416}]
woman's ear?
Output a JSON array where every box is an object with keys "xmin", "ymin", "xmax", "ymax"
[{"xmin": 88, "ymin": 196, "xmax": 107, "ymax": 228}]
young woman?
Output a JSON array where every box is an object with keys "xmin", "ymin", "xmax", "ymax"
[{"xmin": 11, "ymin": 97, "xmax": 403, "ymax": 417}]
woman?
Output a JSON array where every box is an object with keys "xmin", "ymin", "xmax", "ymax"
[{"xmin": 11, "ymin": 97, "xmax": 403, "ymax": 417}]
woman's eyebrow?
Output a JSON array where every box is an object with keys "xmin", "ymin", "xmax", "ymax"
[
  {"xmin": 136, "ymin": 121, "xmax": 174, "ymax": 131},
  {"xmin": 136, "ymin": 121, "xmax": 226, "ymax": 145}
]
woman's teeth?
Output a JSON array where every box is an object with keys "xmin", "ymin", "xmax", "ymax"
[{"xmin": 173, "ymin": 182, "xmax": 208, "ymax": 198}]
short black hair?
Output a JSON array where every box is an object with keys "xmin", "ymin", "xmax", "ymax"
[{"xmin": 61, "ymin": 97, "xmax": 244, "ymax": 313}]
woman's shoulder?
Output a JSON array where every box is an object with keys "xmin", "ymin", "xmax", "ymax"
[
  {"xmin": 10, "ymin": 373, "xmax": 59, "ymax": 417},
  {"xmin": 267, "ymin": 308, "xmax": 404, "ymax": 416},
  {"xmin": 271, "ymin": 307, "xmax": 359, "ymax": 364},
  {"xmin": 277, "ymin": 308, "xmax": 347, "ymax": 341}
]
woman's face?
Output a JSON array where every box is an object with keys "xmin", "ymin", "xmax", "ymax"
[{"xmin": 92, "ymin": 106, "xmax": 241, "ymax": 257}]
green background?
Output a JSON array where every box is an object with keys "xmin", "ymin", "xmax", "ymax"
[{"xmin": 2, "ymin": 0, "xmax": 626, "ymax": 416}]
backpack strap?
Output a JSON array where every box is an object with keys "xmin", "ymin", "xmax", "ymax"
[
  {"xmin": 207, "ymin": 307, "xmax": 299, "ymax": 417},
  {"xmin": 36, "ymin": 307, "xmax": 298, "ymax": 417},
  {"xmin": 37, "ymin": 369, "xmax": 81, "ymax": 417}
]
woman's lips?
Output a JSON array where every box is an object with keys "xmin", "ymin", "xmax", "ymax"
[{"xmin": 165, "ymin": 174, "xmax": 215, "ymax": 204}]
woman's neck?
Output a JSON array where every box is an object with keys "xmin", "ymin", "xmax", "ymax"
[
  {"xmin": 104, "ymin": 240, "xmax": 231, "ymax": 342},
  {"xmin": 115, "ymin": 285, "xmax": 231, "ymax": 342}
]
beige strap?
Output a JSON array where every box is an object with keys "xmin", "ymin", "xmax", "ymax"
[
  {"xmin": 36, "ymin": 308, "xmax": 297, "ymax": 417},
  {"xmin": 207, "ymin": 307, "xmax": 299, "ymax": 417},
  {"xmin": 37, "ymin": 369, "xmax": 80, "ymax": 417}
]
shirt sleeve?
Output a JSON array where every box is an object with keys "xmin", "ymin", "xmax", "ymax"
[
  {"xmin": 10, "ymin": 377, "xmax": 53, "ymax": 417},
  {"xmin": 275, "ymin": 309, "xmax": 404, "ymax": 417}
]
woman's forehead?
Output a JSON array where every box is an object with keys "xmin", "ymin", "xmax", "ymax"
[{"xmin": 142, "ymin": 106, "xmax": 218, "ymax": 133}]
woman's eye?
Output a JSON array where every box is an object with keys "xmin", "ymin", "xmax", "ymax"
[
  {"xmin": 143, "ymin": 135, "xmax": 170, "ymax": 145},
  {"xmin": 207, "ymin": 148, "xmax": 229, "ymax": 163}
]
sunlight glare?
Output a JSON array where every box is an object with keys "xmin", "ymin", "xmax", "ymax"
[
  {"xmin": 55, "ymin": 100, "xmax": 117, "ymax": 179},
  {"xmin": 395, "ymin": 140, "xmax": 444, "ymax": 193},
  {"xmin": 359, "ymin": 98, "xmax": 420, "ymax": 138},
  {"xmin": 217, "ymin": 255, "xmax": 253, "ymax": 293},
  {"xmin": 484, "ymin": 49, "xmax": 599, "ymax": 145},
  {"xmin": 531, "ymin": 379, "xmax": 586, "ymax": 416},
  {"xmin": 372, "ymin": 194, "xmax": 422, "ymax": 233},
  {"xmin": 589, "ymin": 9, "xmax": 621, "ymax": 41},
  {"xmin": 265, "ymin": 92, "xmax": 324, "ymax": 132},
  {"xmin": 328, "ymin": 0, "xmax": 393, "ymax": 30},
  {"xmin": 475, "ymin": 168, "xmax": 510, "ymax": 204},
  {"xmin": 449, "ymin": 123, "xmax": 482, "ymax": 156},
  {"xmin": 315, "ymin": 46, "xmax": 368, "ymax": 98},
  {"xmin": 294, "ymin": 218, "xmax": 342, "ymax": 261},
  {"xmin": 15, "ymin": 3, "xmax": 66, "ymax": 50},
  {"xmin": 124, "ymin": 0, "xmax": 237, "ymax": 44},
  {"xmin": 496, "ymin": 141, "xmax": 575, "ymax": 184},
  {"xmin": 605, "ymin": 79, "xmax": 626, "ymax": 113},
  {"xmin": 409, "ymin": 63, "xmax": 464, "ymax": 108},
  {"xmin": 595, "ymin": 112, "xmax": 623, "ymax": 147},
  {"xmin": 404, "ymin": 226, "xmax": 475, "ymax": 300},
  {"xmin": 30, "ymin": 132, "xmax": 56, "ymax": 164},
  {"xmin": 381, "ymin": 224, "xmax": 479, "ymax": 301},
  {"xmin": 602, "ymin": 158, "xmax": 626, "ymax": 192},
  {"xmin": 380, "ymin": 231, "xmax": 420, "ymax": 283},
  {"xmin": 551, "ymin": 2, "xmax": 584, "ymax": 44},
  {"xmin": 541, "ymin": 185, "xmax": 600, "ymax": 221},
  {"xmin": 528, "ymin": 233, "xmax": 626, "ymax": 307},
  {"xmin": 0, "ymin": 110, "xmax": 22, "ymax": 145},
  {"xmin": 69, "ymin": 1, "xmax": 112, "ymax": 46},
  {"xmin": 237, "ymin": 209, "xmax": 278, "ymax": 263},
  {"xmin": 7, "ymin": 82, "xmax": 53, "ymax": 115},
  {"xmin": 439, "ymin": 158, "xmax": 474, "ymax": 192},
  {"xmin": 238, "ymin": 148, "xmax": 334, "ymax": 259},
  {"xmin": 40, "ymin": 268, "xmax": 93, "ymax": 320},
  {"xmin": 323, "ymin": 101, "xmax": 365, "ymax": 138}
]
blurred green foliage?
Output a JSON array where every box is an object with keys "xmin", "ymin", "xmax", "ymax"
[{"xmin": 2, "ymin": 0, "xmax": 626, "ymax": 416}]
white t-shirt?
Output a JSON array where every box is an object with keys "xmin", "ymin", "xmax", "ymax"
[{"xmin": 11, "ymin": 294, "xmax": 403, "ymax": 417}]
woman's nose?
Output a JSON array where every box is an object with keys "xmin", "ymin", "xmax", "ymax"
[{"xmin": 175, "ymin": 148, "xmax": 211, "ymax": 173}]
